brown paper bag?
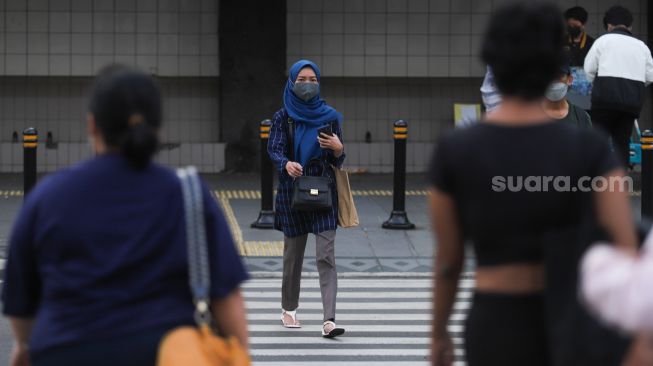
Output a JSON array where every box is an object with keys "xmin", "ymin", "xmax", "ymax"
[{"xmin": 333, "ymin": 166, "xmax": 359, "ymax": 228}]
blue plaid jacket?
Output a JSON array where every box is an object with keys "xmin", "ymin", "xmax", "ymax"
[{"xmin": 267, "ymin": 108, "xmax": 346, "ymax": 237}]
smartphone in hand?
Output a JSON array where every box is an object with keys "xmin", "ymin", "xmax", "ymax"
[{"xmin": 318, "ymin": 125, "xmax": 333, "ymax": 137}]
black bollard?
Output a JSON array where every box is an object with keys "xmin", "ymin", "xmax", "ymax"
[
  {"xmin": 23, "ymin": 128, "xmax": 38, "ymax": 196},
  {"xmin": 251, "ymin": 119, "xmax": 275, "ymax": 229},
  {"xmin": 383, "ymin": 120, "xmax": 415, "ymax": 229},
  {"xmin": 641, "ymin": 130, "xmax": 653, "ymax": 218}
]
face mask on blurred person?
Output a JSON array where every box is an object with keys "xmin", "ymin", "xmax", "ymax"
[
  {"xmin": 545, "ymin": 82, "xmax": 569, "ymax": 102},
  {"xmin": 568, "ymin": 25, "xmax": 582, "ymax": 38},
  {"xmin": 293, "ymin": 82, "xmax": 320, "ymax": 102}
]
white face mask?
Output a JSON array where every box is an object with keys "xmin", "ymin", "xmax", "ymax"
[{"xmin": 545, "ymin": 82, "xmax": 569, "ymax": 102}]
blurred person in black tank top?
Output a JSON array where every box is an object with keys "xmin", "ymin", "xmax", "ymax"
[{"xmin": 428, "ymin": 3, "xmax": 637, "ymax": 366}]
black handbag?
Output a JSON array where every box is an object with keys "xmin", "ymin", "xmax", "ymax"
[
  {"xmin": 291, "ymin": 159, "xmax": 332, "ymax": 211},
  {"xmin": 287, "ymin": 117, "xmax": 333, "ymax": 212}
]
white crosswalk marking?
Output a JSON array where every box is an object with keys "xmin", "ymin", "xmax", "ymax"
[{"xmin": 244, "ymin": 275, "xmax": 474, "ymax": 366}]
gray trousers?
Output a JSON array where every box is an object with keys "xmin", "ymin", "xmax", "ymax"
[{"xmin": 282, "ymin": 230, "xmax": 337, "ymax": 322}]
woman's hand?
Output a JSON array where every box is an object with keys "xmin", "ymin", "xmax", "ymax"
[
  {"xmin": 285, "ymin": 161, "xmax": 303, "ymax": 178},
  {"xmin": 431, "ymin": 335, "xmax": 454, "ymax": 366},
  {"xmin": 318, "ymin": 133, "xmax": 343, "ymax": 157},
  {"xmin": 10, "ymin": 343, "xmax": 30, "ymax": 366}
]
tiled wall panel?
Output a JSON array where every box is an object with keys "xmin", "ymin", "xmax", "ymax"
[
  {"xmin": 287, "ymin": 0, "xmax": 649, "ymax": 77},
  {"xmin": 0, "ymin": 142, "xmax": 227, "ymax": 172},
  {"xmin": 0, "ymin": 0, "xmax": 219, "ymax": 76}
]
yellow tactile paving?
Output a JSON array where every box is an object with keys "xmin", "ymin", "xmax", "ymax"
[
  {"xmin": 217, "ymin": 189, "xmax": 641, "ymax": 199},
  {"xmin": 212, "ymin": 190, "xmax": 284, "ymax": 257},
  {"xmin": 0, "ymin": 190, "xmax": 24, "ymax": 197},
  {"xmin": 212, "ymin": 191, "xmax": 245, "ymax": 256},
  {"xmin": 215, "ymin": 189, "xmax": 427, "ymax": 200},
  {"xmin": 242, "ymin": 241, "xmax": 284, "ymax": 257}
]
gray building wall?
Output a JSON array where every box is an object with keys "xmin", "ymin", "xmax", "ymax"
[
  {"xmin": 287, "ymin": 0, "xmax": 648, "ymax": 78},
  {"xmin": 1, "ymin": 0, "xmax": 219, "ymax": 76},
  {"xmin": 0, "ymin": 0, "xmax": 650, "ymax": 172},
  {"xmin": 0, "ymin": 0, "xmax": 223, "ymax": 172},
  {"xmin": 287, "ymin": 0, "xmax": 649, "ymax": 172}
]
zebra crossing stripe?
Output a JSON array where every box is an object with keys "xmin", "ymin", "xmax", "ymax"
[
  {"xmin": 253, "ymin": 363, "xmax": 466, "ymax": 366},
  {"xmin": 244, "ymin": 278, "xmax": 476, "ymax": 288},
  {"xmin": 245, "ymin": 277, "xmax": 472, "ymax": 365},
  {"xmin": 251, "ymin": 349, "xmax": 434, "ymax": 356},
  {"xmin": 246, "ymin": 291, "xmax": 433, "ymax": 299},
  {"xmin": 246, "ymin": 301, "xmax": 468, "ymax": 311},
  {"xmin": 250, "ymin": 337, "xmax": 431, "ymax": 345},
  {"xmin": 248, "ymin": 363, "xmax": 453, "ymax": 366},
  {"xmin": 248, "ymin": 324, "xmax": 461, "ymax": 332},
  {"xmin": 247, "ymin": 313, "xmax": 440, "ymax": 321}
]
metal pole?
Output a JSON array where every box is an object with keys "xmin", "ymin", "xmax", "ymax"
[
  {"xmin": 251, "ymin": 119, "xmax": 275, "ymax": 229},
  {"xmin": 23, "ymin": 127, "xmax": 38, "ymax": 196},
  {"xmin": 641, "ymin": 130, "xmax": 653, "ymax": 219},
  {"xmin": 383, "ymin": 120, "xmax": 415, "ymax": 229}
]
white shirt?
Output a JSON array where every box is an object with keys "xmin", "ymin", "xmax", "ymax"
[{"xmin": 480, "ymin": 66, "xmax": 502, "ymax": 112}]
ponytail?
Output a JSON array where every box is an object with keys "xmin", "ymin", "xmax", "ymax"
[{"xmin": 122, "ymin": 114, "xmax": 159, "ymax": 169}]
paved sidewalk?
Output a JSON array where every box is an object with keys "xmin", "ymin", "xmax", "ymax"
[
  {"xmin": 0, "ymin": 173, "xmax": 437, "ymax": 274},
  {"xmin": 210, "ymin": 173, "xmax": 435, "ymax": 273}
]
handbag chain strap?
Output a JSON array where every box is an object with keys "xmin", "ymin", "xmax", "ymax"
[{"xmin": 178, "ymin": 166, "xmax": 212, "ymax": 326}]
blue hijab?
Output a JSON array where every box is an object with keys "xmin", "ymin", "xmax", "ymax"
[{"xmin": 283, "ymin": 60, "xmax": 342, "ymax": 168}]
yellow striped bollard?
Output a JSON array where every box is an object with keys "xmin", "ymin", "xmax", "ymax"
[
  {"xmin": 383, "ymin": 120, "xmax": 415, "ymax": 229},
  {"xmin": 23, "ymin": 127, "xmax": 38, "ymax": 196}
]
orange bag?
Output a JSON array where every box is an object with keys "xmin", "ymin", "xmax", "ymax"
[{"xmin": 158, "ymin": 324, "xmax": 250, "ymax": 366}]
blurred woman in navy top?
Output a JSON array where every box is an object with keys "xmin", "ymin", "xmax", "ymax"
[{"xmin": 1, "ymin": 65, "xmax": 249, "ymax": 366}]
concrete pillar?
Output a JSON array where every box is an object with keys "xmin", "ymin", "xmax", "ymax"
[{"xmin": 219, "ymin": 0, "xmax": 286, "ymax": 171}]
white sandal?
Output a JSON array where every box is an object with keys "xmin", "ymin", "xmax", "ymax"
[
  {"xmin": 280, "ymin": 309, "xmax": 301, "ymax": 328},
  {"xmin": 322, "ymin": 320, "xmax": 345, "ymax": 338}
]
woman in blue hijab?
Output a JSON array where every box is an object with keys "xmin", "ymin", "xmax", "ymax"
[{"xmin": 267, "ymin": 60, "xmax": 346, "ymax": 338}]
